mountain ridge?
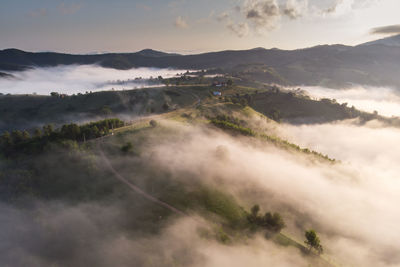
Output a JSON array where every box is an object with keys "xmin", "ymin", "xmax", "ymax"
[
  {"xmin": 359, "ymin": 34, "xmax": 400, "ymax": 47},
  {"xmin": 1, "ymin": 42, "xmax": 400, "ymax": 89}
]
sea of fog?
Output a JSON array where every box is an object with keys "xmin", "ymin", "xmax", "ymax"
[
  {"xmin": 303, "ymin": 86, "xmax": 400, "ymax": 117},
  {"xmin": 0, "ymin": 65, "xmax": 187, "ymax": 95}
]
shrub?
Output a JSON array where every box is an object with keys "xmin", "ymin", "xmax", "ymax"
[
  {"xmin": 210, "ymin": 119, "xmax": 255, "ymax": 136},
  {"xmin": 121, "ymin": 142, "xmax": 133, "ymax": 153},
  {"xmin": 246, "ymin": 204, "xmax": 285, "ymax": 233}
]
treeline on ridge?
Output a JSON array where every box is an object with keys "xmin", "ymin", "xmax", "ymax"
[{"xmin": 0, "ymin": 118, "xmax": 124, "ymax": 156}]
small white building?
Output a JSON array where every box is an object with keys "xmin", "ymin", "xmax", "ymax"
[{"xmin": 213, "ymin": 91, "xmax": 222, "ymax": 96}]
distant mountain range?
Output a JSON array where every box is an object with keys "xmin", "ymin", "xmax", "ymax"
[
  {"xmin": 360, "ymin": 34, "xmax": 400, "ymax": 47},
  {"xmin": 1, "ymin": 35, "xmax": 400, "ymax": 89}
]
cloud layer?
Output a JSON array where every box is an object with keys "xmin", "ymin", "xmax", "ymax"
[
  {"xmin": 303, "ymin": 86, "xmax": 400, "ymax": 117},
  {"xmin": 370, "ymin": 24, "xmax": 400, "ymax": 35},
  {"xmin": 0, "ymin": 65, "xmax": 184, "ymax": 95}
]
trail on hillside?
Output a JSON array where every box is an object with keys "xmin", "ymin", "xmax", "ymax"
[{"xmin": 97, "ymin": 142, "xmax": 186, "ymax": 216}]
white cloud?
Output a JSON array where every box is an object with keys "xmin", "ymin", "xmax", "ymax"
[
  {"xmin": 174, "ymin": 16, "xmax": 189, "ymax": 29},
  {"xmin": 217, "ymin": 0, "xmax": 381, "ymax": 37},
  {"xmin": 58, "ymin": 2, "xmax": 82, "ymax": 15},
  {"xmin": 282, "ymin": 0, "xmax": 308, "ymax": 19},
  {"xmin": 217, "ymin": 0, "xmax": 309, "ymax": 37},
  {"xmin": 227, "ymin": 22, "xmax": 250, "ymax": 37},
  {"xmin": 244, "ymin": 0, "xmax": 281, "ymax": 30}
]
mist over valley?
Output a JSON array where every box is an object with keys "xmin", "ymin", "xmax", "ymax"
[{"xmin": 0, "ymin": 65, "xmax": 185, "ymax": 95}]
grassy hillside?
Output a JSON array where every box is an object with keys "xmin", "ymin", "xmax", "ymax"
[{"xmin": 1, "ymin": 82, "xmax": 393, "ymax": 133}]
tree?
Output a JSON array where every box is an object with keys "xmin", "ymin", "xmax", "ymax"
[
  {"xmin": 100, "ymin": 105, "xmax": 112, "ymax": 116},
  {"xmin": 248, "ymin": 204, "xmax": 260, "ymax": 224},
  {"xmin": 240, "ymin": 98, "xmax": 248, "ymax": 107},
  {"xmin": 22, "ymin": 130, "xmax": 30, "ymax": 141},
  {"xmin": 304, "ymin": 229, "xmax": 323, "ymax": 254},
  {"xmin": 61, "ymin": 124, "xmax": 81, "ymax": 140},
  {"xmin": 121, "ymin": 142, "xmax": 133, "ymax": 153},
  {"xmin": 162, "ymin": 102, "xmax": 170, "ymax": 111},
  {"xmin": 0, "ymin": 131, "xmax": 12, "ymax": 146},
  {"xmin": 227, "ymin": 79, "xmax": 233, "ymax": 86},
  {"xmin": 43, "ymin": 124, "xmax": 54, "ymax": 136},
  {"xmin": 263, "ymin": 212, "xmax": 285, "ymax": 232},
  {"xmin": 270, "ymin": 108, "xmax": 281, "ymax": 122},
  {"xmin": 34, "ymin": 128, "xmax": 42, "ymax": 138},
  {"xmin": 251, "ymin": 204, "xmax": 260, "ymax": 217},
  {"xmin": 92, "ymin": 126, "xmax": 100, "ymax": 138},
  {"xmin": 50, "ymin": 92, "xmax": 59, "ymax": 97},
  {"xmin": 11, "ymin": 130, "xmax": 24, "ymax": 144},
  {"xmin": 149, "ymin": 120, "xmax": 158, "ymax": 127},
  {"xmin": 247, "ymin": 205, "xmax": 285, "ymax": 233}
]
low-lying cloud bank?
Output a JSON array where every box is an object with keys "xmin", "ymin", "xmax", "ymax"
[
  {"xmin": 303, "ymin": 85, "xmax": 400, "ymax": 117},
  {"xmin": 0, "ymin": 65, "xmax": 185, "ymax": 95}
]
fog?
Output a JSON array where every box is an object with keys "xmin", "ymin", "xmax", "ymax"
[
  {"xmin": 279, "ymin": 120, "xmax": 400, "ymax": 266},
  {"xmin": 1, "ymin": 118, "xmax": 400, "ymax": 266},
  {"xmin": 138, "ymin": 121, "xmax": 400, "ymax": 266},
  {"xmin": 303, "ymin": 86, "xmax": 400, "ymax": 117},
  {"xmin": 0, "ymin": 202, "xmax": 310, "ymax": 267},
  {"xmin": 0, "ymin": 65, "xmax": 185, "ymax": 95}
]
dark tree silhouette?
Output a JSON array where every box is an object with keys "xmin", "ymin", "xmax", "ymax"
[{"xmin": 305, "ymin": 229, "xmax": 323, "ymax": 254}]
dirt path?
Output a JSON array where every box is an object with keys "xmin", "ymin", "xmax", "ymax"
[{"xmin": 97, "ymin": 142, "xmax": 186, "ymax": 216}]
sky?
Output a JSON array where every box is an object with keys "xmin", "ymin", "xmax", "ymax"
[{"xmin": 0, "ymin": 0, "xmax": 399, "ymax": 54}]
